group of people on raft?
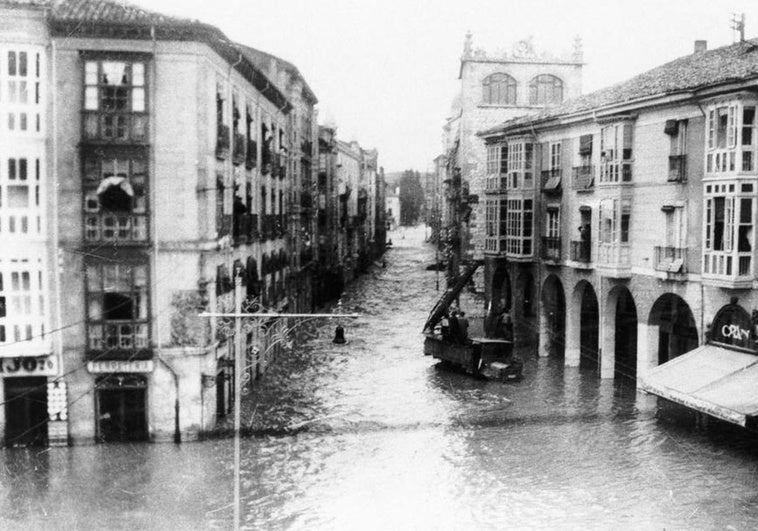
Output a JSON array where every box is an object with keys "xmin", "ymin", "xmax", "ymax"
[{"xmin": 439, "ymin": 305, "xmax": 513, "ymax": 345}]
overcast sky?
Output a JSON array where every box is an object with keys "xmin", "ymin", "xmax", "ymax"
[{"xmin": 133, "ymin": 0, "xmax": 758, "ymax": 173}]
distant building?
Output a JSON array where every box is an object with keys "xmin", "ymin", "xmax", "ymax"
[
  {"xmin": 386, "ymin": 187, "xmax": 400, "ymax": 231},
  {"xmin": 441, "ymin": 33, "xmax": 584, "ymax": 290}
]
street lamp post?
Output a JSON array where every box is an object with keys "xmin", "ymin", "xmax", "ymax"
[{"xmin": 201, "ymin": 274, "xmax": 359, "ymax": 530}]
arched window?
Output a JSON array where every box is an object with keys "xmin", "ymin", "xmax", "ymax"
[
  {"xmin": 529, "ymin": 74, "xmax": 563, "ymax": 105},
  {"xmin": 482, "ymin": 73, "xmax": 517, "ymax": 105}
]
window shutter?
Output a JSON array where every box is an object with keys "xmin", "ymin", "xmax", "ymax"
[
  {"xmin": 623, "ymin": 123, "xmax": 633, "ymax": 160},
  {"xmin": 579, "ymin": 134, "xmax": 592, "ymax": 155},
  {"xmin": 540, "ymin": 142, "xmax": 550, "ymax": 171},
  {"xmin": 708, "ymin": 110, "xmax": 715, "ymax": 149},
  {"xmin": 728, "ymin": 105, "xmax": 737, "ymax": 148},
  {"xmin": 664, "ymin": 120, "xmax": 678, "ymax": 136}
]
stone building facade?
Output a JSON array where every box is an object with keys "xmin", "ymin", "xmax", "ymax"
[
  {"xmin": 442, "ymin": 34, "xmax": 583, "ymax": 291},
  {"xmin": 0, "ymin": 0, "xmax": 385, "ymax": 446},
  {"xmin": 478, "ymin": 38, "xmax": 758, "ymax": 428}
]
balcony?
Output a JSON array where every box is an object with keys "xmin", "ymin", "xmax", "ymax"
[
  {"xmin": 668, "ymin": 155, "xmax": 687, "ymax": 182},
  {"xmin": 484, "ymin": 236, "xmax": 507, "ymax": 255},
  {"xmin": 245, "ymin": 140, "xmax": 257, "ymax": 169},
  {"xmin": 541, "ymin": 236, "xmax": 561, "ymax": 262},
  {"xmin": 485, "ymin": 175, "xmax": 508, "ymax": 194},
  {"xmin": 572, "ymin": 166, "xmax": 595, "ymax": 192},
  {"xmin": 599, "ymin": 161, "xmax": 633, "ymax": 184},
  {"xmin": 233, "ymin": 213, "xmax": 251, "ymax": 246},
  {"xmin": 597, "ymin": 242, "xmax": 631, "ymax": 278},
  {"xmin": 217, "ymin": 214, "xmax": 232, "ymax": 239},
  {"xmin": 703, "ymin": 251, "xmax": 753, "ymax": 288},
  {"xmin": 277, "ymin": 154, "xmax": 287, "ymax": 180},
  {"xmin": 261, "ymin": 146, "xmax": 272, "ymax": 174},
  {"xmin": 87, "ymin": 322, "xmax": 151, "ymax": 360},
  {"xmin": 301, "ymin": 140, "xmax": 313, "ymax": 156},
  {"xmin": 570, "ymin": 240, "xmax": 592, "ymax": 264},
  {"xmin": 541, "ymin": 169, "xmax": 562, "ymax": 194},
  {"xmin": 83, "ymin": 112, "xmax": 148, "ymax": 144},
  {"xmin": 654, "ymin": 245, "xmax": 687, "ymax": 277},
  {"xmin": 216, "ymin": 124, "xmax": 230, "ymax": 160},
  {"xmin": 233, "ymin": 133, "xmax": 246, "ymax": 166},
  {"xmin": 85, "ymin": 214, "xmax": 148, "ymax": 243}
]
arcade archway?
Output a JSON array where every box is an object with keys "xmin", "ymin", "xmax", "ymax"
[
  {"xmin": 540, "ymin": 275, "xmax": 566, "ymax": 358},
  {"xmin": 648, "ymin": 294, "xmax": 698, "ymax": 365}
]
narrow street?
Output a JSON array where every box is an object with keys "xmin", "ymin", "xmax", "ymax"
[{"xmin": 1, "ymin": 227, "xmax": 757, "ymax": 530}]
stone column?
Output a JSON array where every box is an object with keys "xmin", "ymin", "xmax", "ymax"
[{"xmin": 565, "ymin": 298, "xmax": 581, "ymax": 367}]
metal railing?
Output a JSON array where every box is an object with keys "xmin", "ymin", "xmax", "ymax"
[
  {"xmin": 570, "ymin": 240, "xmax": 591, "ymax": 262},
  {"xmin": 541, "ymin": 236, "xmax": 561, "ymax": 261}
]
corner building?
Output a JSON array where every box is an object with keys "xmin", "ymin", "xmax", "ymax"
[
  {"xmin": 50, "ymin": 0, "xmax": 294, "ymax": 443},
  {"xmin": 479, "ymin": 39, "xmax": 758, "ymax": 428}
]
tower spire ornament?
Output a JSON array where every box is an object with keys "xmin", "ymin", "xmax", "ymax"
[{"xmin": 463, "ymin": 31, "xmax": 473, "ymax": 58}]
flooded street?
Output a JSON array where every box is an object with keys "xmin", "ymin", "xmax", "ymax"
[{"xmin": 2, "ymin": 226, "xmax": 758, "ymax": 530}]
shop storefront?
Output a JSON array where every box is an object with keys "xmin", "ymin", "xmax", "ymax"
[
  {"xmin": 641, "ymin": 299, "xmax": 758, "ymax": 430},
  {"xmin": 88, "ymin": 360, "xmax": 153, "ymax": 442},
  {"xmin": 2, "ymin": 355, "xmax": 59, "ymax": 447}
]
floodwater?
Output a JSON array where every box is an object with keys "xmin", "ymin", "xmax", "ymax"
[{"xmin": 2, "ymin": 226, "xmax": 758, "ymax": 530}]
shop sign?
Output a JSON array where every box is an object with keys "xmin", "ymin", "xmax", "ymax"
[
  {"xmin": 0, "ymin": 355, "xmax": 58, "ymax": 376},
  {"xmin": 710, "ymin": 302, "xmax": 757, "ymax": 352},
  {"xmin": 87, "ymin": 360, "xmax": 155, "ymax": 373}
]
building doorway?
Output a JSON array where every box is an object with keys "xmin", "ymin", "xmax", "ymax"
[
  {"xmin": 579, "ymin": 283, "xmax": 599, "ymax": 370},
  {"xmin": 541, "ymin": 275, "xmax": 566, "ymax": 358},
  {"xmin": 96, "ymin": 374, "xmax": 147, "ymax": 442},
  {"xmin": 4, "ymin": 377, "xmax": 47, "ymax": 447}
]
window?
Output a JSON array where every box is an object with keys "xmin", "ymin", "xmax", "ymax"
[
  {"xmin": 4, "ymin": 49, "xmax": 42, "ymax": 134},
  {"xmin": 529, "ymin": 74, "xmax": 563, "ymax": 105},
  {"xmin": 506, "ymin": 198, "xmax": 533, "ymax": 256},
  {"xmin": 598, "ymin": 198, "xmax": 631, "ymax": 266},
  {"xmin": 483, "ymin": 73, "xmax": 517, "ymax": 105},
  {"xmin": 83, "ymin": 59, "xmax": 148, "ymax": 141},
  {"xmin": 546, "ymin": 208, "xmax": 560, "ymax": 238},
  {"xmin": 83, "ymin": 156, "xmax": 147, "ymax": 241},
  {"xmin": 705, "ymin": 102, "xmax": 758, "ymax": 174},
  {"xmin": 600, "ymin": 123, "xmax": 633, "ymax": 183},
  {"xmin": 486, "ymin": 145, "xmax": 500, "ymax": 175},
  {"xmin": 506, "ymin": 141, "xmax": 534, "ymax": 190},
  {"xmin": 0, "ymin": 260, "xmax": 46, "ymax": 348},
  {"xmin": 666, "ymin": 119, "xmax": 688, "ymax": 181},
  {"xmin": 86, "ymin": 263, "xmax": 149, "ymax": 352},
  {"xmin": 704, "ymin": 182, "xmax": 754, "ymax": 278},
  {"xmin": 1, "ymin": 157, "xmax": 41, "ymax": 236}
]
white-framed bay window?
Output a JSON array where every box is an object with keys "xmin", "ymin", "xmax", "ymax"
[
  {"xmin": 597, "ymin": 198, "xmax": 631, "ymax": 266},
  {"xmin": 600, "ymin": 122, "xmax": 633, "ymax": 184},
  {"xmin": 505, "ymin": 197, "xmax": 533, "ymax": 256},
  {"xmin": 703, "ymin": 181, "xmax": 754, "ymax": 280},
  {"xmin": 706, "ymin": 100, "xmax": 758, "ymax": 175},
  {"xmin": 506, "ymin": 139, "xmax": 534, "ymax": 190},
  {"xmin": 0, "ymin": 255, "xmax": 49, "ymax": 356}
]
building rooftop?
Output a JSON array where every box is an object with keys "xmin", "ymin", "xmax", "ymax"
[
  {"xmin": 50, "ymin": 0, "xmax": 194, "ymax": 25},
  {"xmin": 238, "ymin": 44, "xmax": 318, "ymax": 106},
  {"xmin": 41, "ymin": 0, "xmax": 294, "ymax": 113},
  {"xmin": 481, "ymin": 38, "xmax": 758, "ymax": 136}
]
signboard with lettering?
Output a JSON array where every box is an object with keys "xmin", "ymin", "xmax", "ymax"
[
  {"xmin": 87, "ymin": 360, "xmax": 155, "ymax": 374},
  {"xmin": 0, "ymin": 356, "xmax": 58, "ymax": 377},
  {"xmin": 710, "ymin": 302, "xmax": 757, "ymax": 353}
]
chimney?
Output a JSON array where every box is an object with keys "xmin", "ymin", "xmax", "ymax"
[{"xmin": 694, "ymin": 40, "xmax": 708, "ymax": 54}]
